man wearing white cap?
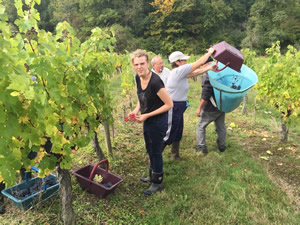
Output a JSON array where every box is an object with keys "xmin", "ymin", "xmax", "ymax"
[
  {"xmin": 151, "ymin": 56, "xmax": 171, "ymax": 85},
  {"xmin": 163, "ymin": 48, "xmax": 217, "ymax": 160}
]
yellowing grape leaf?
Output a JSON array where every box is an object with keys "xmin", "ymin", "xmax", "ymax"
[
  {"xmin": 10, "ymin": 91, "xmax": 20, "ymax": 96},
  {"xmin": 38, "ymin": 168, "xmax": 51, "ymax": 178},
  {"xmin": 266, "ymin": 150, "xmax": 273, "ymax": 155},
  {"xmin": 229, "ymin": 122, "xmax": 237, "ymax": 128},
  {"xmin": 192, "ymin": 118, "xmax": 198, "ymax": 123},
  {"xmin": 18, "ymin": 115, "xmax": 30, "ymax": 124},
  {"xmin": 259, "ymin": 156, "xmax": 269, "ymax": 161}
]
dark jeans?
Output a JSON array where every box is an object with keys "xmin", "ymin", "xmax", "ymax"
[{"xmin": 143, "ymin": 113, "xmax": 167, "ymax": 174}]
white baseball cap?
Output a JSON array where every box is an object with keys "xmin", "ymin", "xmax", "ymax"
[{"xmin": 168, "ymin": 51, "xmax": 190, "ymax": 63}]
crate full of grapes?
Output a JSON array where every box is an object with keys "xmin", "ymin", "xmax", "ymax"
[{"xmin": 1, "ymin": 167, "xmax": 60, "ymax": 210}]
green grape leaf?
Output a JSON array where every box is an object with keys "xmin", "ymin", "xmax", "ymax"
[
  {"xmin": 7, "ymin": 74, "xmax": 30, "ymax": 92},
  {"xmin": 60, "ymin": 155, "xmax": 72, "ymax": 169}
]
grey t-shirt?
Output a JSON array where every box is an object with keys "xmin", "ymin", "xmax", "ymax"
[{"xmin": 166, "ymin": 64, "xmax": 192, "ymax": 101}]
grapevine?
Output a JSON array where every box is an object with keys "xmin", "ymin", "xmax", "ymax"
[
  {"xmin": 242, "ymin": 42, "xmax": 300, "ymax": 141},
  {"xmin": 0, "ymin": 0, "xmax": 117, "ymax": 186},
  {"xmin": 255, "ymin": 42, "xmax": 300, "ymax": 123},
  {"xmin": 120, "ymin": 53, "xmax": 135, "ymax": 109}
]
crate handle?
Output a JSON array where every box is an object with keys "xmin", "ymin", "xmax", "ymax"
[
  {"xmin": 31, "ymin": 166, "xmax": 39, "ymax": 173},
  {"xmin": 89, "ymin": 159, "xmax": 109, "ymax": 181},
  {"xmin": 216, "ymin": 61, "xmax": 230, "ymax": 72},
  {"xmin": 24, "ymin": 166, "xmax": 39, "ymax": 182}
]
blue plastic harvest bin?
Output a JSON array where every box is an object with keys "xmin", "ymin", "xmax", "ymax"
[
  {"xmin": 208, "ymin": 62, "xmax": 258, "ymax": 112},
  {"xmin": 1, "ymin": 174, "xmax": 59, "ymax": 210}
]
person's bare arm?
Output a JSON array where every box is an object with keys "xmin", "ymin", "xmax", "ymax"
[
  {"xmin": 127, "ymin": 101, "xmax": 140, "ymax": 121},
  {"xmin": 135, "ymin": 88, "xmax": 173, "ymax": 123},
  {"xmin": 187, "ymin": 63, "xmax": 218, "ymax": 78},
  {"xmin": 196, "ymin": 99, "xmax": 207, "ymax": 117},
  {"xmin": 190, "ymin": 48, "xmax": 215, "ymax": 73}
]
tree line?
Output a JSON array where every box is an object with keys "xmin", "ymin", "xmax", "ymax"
[{"xmin": 3, "ymin": 0, "xmax": 299, "ymax": 55}]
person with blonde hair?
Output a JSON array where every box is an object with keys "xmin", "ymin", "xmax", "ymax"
[{"xmin": 128, "ymin": 49, "xmax": 173, "ymax": 195}]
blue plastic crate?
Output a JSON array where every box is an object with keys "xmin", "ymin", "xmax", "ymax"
[
  {"xmin": 208, "ymin": 62, "xmax": 258, "ymax": 112},
  {"xmin": 1, "ymin": 173, "xmax": 59, "ymax": 210}
]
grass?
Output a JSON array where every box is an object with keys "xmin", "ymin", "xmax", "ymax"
[{"xmin": 1, "ymin": 73, "xmax": 299, "ymax": 224}]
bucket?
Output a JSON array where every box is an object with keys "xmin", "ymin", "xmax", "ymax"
[
  {"xmin": 208, "ymin": 62, "xmax": 258, "ymax": 112},
  {"xmin": 212, "ymin": 41, "xmax": 244, "ymax": 72},
  {"xmin": 1, "ymin": 167, "xmax": 60, "ymax": 210},
  {"xmin": 73, "ymin": 159, "xmax": 123, "ymax": 198}
]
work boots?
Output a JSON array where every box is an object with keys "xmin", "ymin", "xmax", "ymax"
[
  {"xmin": 171, "ymin": 141, "xmax": 181, "ymax": 161},
  {"xmin": 140, "ymin": 168, "xmax": 152, "ymax": 183},
  {"xmin": 144, "ymin": 172, "xmax": 163, "ymax": 196},
  {"xmin": 195, "ymin": 145, "xmax": 208, "ymax": 155}
]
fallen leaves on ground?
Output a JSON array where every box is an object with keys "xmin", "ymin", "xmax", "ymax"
[
  {"xmin": 286, "ymin": 146, "xmax": 297, "ymax": 153},
  {"xmin": 266, "ymin": 150, "xmax": 273, "ymax": 155},
  {"xmin": 230, "ymin": 162, "xmax": 236, "ymax": 167},
  {"xmin": 259, "ymin": 156, "xmax": 269, "ymax": 161}
]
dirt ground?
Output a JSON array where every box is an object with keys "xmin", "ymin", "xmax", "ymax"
[{"xmin": 236, "ymin": 120, "xmax": 300, "ymax": 211}]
